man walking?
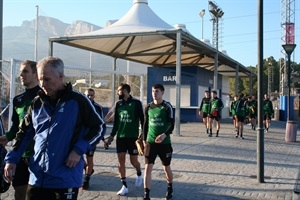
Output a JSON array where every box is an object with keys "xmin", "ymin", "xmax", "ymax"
[
  {"xmin": 199, "ymin": 91, "xmax": 211, "ymax": 134},
  {"xmin": 234, "ymin": 94, "xmax": 246, "ymax": 139},
  {"xmin": 263, "ymin": 94, "xmax": 274, "ymax": 133},
  {"xmin": 0, "ymin": 60, "xmax": 40, "ymax": 200},
  {"xmin": 143, "ymin": 84, "xmax": 175, "ymax": 200},
  {"xmin": 4, "ymin": 56, "xmax": 105, "ymax": 200},
  {"xmin": 107, "ymin": 83, "xmax": 144, "ymax": 195},
  {"xmin": 82, "ymin": 88, "xmax": 106, "ymax": 190},
  {"xmin": 208, "ymin": 90, "xmax": 224, "ymax": 137}
]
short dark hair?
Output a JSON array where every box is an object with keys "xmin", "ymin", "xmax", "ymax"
[
  {"xmin": 152, "ymin": 84, "xmax": 164, "ymax": 92},
  {"xmin": 212, "ymin": 90, "xmax": 217, "ymax": 94},
  {"xmin": 21, "ymin": 60, "xmax": 37, "ymax": 74},
  {"xmin": 87, "ymin": 88, "xmax": 95, "ymax": 93},
  {"xmin": 119, "ymin": 83, "xmax": 131, "ymax": 93},
  {"xmin": 205, "ymin": 90, "xmax": 209, "ymax": 93}
]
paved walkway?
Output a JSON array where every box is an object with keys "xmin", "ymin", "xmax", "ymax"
[{"xmin": 1, "ymin": 119, "xmax": 300, "ymax": 200}]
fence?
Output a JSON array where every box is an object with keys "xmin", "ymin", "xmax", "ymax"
[{"xmin": 0, "ymin": 59, "xmax": 147, "ymax": 130}]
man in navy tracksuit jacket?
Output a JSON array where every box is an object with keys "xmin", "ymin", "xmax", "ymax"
[{"xmin": 4, "ymin": 56, "xmax": 106, "ymax": 200}]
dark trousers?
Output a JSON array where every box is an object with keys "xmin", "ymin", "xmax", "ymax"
[{"xmin": 27, "ymin": 185, "xmax": 79, "ymax": 200}]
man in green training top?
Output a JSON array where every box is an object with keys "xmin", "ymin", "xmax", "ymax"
[
  {"xmin": 107, "ymin": 83, "xmax": 144, "ymax": 196},
  {"xmin": 246, "ymin": 95, "xmax": 257, "ymax": 131},
  {"xmin": 199, "ymin": 91, "xmax": 211, "ymax": 134},
  {"xmin": 263, "ymin": 94, "xmax": 274, "ymax": 133},
  {"xmin": 0, "ymin": 60, "xmax": 41, "ymax": 200},
  {"xmin": 208, "ymin": 90, "xmax": 224, "ymax": 137},
  {"xmin": 234, "ymin": 94, "xmax": 246, "ymax": 139},
  {"xmin": 230, "ymin": 95, "xmax": 239, "ymax": 134},
  {"xmin": 143, "ymin": 84, "xmax": 175, "ymax": 200}
]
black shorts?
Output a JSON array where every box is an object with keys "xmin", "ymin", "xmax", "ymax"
[
  {"xmin": 209, "ymin": 114, "xmax": 221, "ymax": 121},
  {"xmin": 85, "ymin": 145, "xmax": 97, "ymax": 157},
  {"xmin": 145, "ymin": 143, "xmax": 173, "ymax": 166},
  {"xmin": 264, "ymin": 114, "xmax": 272, "ymax": 121},
  {"xmin": 116, "ymin": 138, "xmax": 138, "ymax": 155},
  {"xmin": 249, "ymin": 113, "xmax": 256, "ymax": 119},
  {"xmin": 12, "ymin": 158, "xmax": 30, "ymax": 187},
  {"xmin": 27, "ymin": 185, "xmax": 79, "ymax": 200},
  {"xmin": 202, "ymin": 112, "xmax": 209, "ymax": 118},
  {"xmin": 236, "ymin": 116, "xmax": 245, "ymax": 122}
]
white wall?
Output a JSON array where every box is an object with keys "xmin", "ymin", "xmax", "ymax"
[
  {"xmin": 221, "ymin": 76, "xmax": 230, "ymax": 118},
  {"xmin": 164, "ymin": 85, "xmax": 191, "ymax": 107}
]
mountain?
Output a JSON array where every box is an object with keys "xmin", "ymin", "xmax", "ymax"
[{"xmin": 3, "ymin": 16, "xmax": 147, "ymax": 74}]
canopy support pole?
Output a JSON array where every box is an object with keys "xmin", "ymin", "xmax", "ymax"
[
  {"xmin": 111, "ymin": 58, "xmax": 117, "ymax": 107},
  {"xmin": 175, "ymin": 31, "xmax": 182, "ymax": 136}
]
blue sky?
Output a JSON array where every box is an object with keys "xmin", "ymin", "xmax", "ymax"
[{"xmin": 3, "ymin": 0, "xmax": 300, "ymax": 67}]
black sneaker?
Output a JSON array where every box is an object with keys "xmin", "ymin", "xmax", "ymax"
[
  {"xmin": 166, "ymin": 188, "xmax": 173, "ymax": 199},
  {"xmin": 143, "ymin": 197, "xmax": 150, "ymax": 200},
  {"xmin": 208, "ymin": 134, "xmax": 212, "ymax": 137},
  {"xmin": 82, "ymin": 176, "xmax": 90, "ymax": 190},
  {"xmin": 216, "ymin": 133, "xmax": 218, "ymax": 137}
]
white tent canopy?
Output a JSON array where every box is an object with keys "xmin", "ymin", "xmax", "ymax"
[
  {"xmin": 49, "ymin": 0, "xmax": 252, "ymax": 135},
  {"xmin": 49, "ymin": 0, "xmax": 251, "ymax": 77}
]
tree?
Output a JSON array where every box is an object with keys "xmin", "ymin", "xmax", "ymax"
[{"xmin": 229, "ymin": 58, "xmax": 299, "ymax": 98}]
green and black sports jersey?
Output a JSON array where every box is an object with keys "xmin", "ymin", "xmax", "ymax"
[
  {"xmin": 143, "ymin": 100, "xmax": 174, "ymax": 144},
  {"xmin": 209, "ymin": 97, "xmax": 224, "ymax": 114},
  {"xmin": 235, "ymin": 99, "xmax": 246, "ymax": 116},
  {"xmin": 199, "ymin": 97, "xmax": 211, "ymax": 113},
  {"xmin": 6, "ymin": 85, "xmax": 41, "ymax": 158},
  {"xmin": 247, "ymin": 100, "xmax": 257, "ymax": 114},
  {"xmin": 263, "ymin": 99, "xmax": 274, "ymax": 114},
  {"xmin": 111, "ymin": 95, "xmax": 144, "ymax": 138},
  {"xmin": 230, "ymin": 100, "xmax": 238, "ymax": 115}
]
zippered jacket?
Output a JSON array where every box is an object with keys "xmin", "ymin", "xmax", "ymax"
[
  {"xmin": 6, "ymin": 85, "xmax": 41, "ymax": 158},
  {"xmin": 5, "ymin": 83, "xmax": 106, "ymax": 188}
]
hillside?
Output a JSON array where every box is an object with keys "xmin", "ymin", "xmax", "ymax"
[{"xmin": 3, "ymin": 16, "xmax": 147, "ymax": 73}]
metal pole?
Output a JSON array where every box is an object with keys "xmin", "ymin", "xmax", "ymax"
[
  {"xmin": 111, "ymin": 58, "xmax": 117, "ymax": 107},
  {"xmin": 287, "ymin": 54, "xmax": 291, "ymax": 121},
  {"xmin": 268, "ymin": 63, "xmax": 271, "ymax": 95},
  {"xmin": 213, "ymin": 53, "xmax": 218, "ymax": 91},
  {"xmin": 175, "ymin": 30, "xmax": 182, "ymax": 136},
  {"xmin": 9, "ymin": 59, "xmax": 16, "ymax": 129},
  {"xmin": 0, "ymin": 0, "xmax": 3, "ymax": 91},
  {"xmin": 201, "ymin": 16, "xmax": 204, "ymax": 40},
  {"xmin": 89, "ymin": 26, "xmax": 93, "ymax": 87},
  {"xmin": 199, "ymin": 9, "xmax": 205, "ymax": 40},
  {"xmin": 34, "ymin": 5, "xmax": 39, "ymax": 61},
  {"xmin": 250, "ymin": 68, "xmax": 253, "ymax": 96},
  {"xmin": 140, "ymin": 75, "xmax": 144, "ymax": 103},
  {"xmin": 257, "ymin": 0, "xmax": 264, "ymax": 183},
  {"xmin": 48, "ymin": 40, "xmax": 53, "ymax": 56},
  {"xmin": 235, "ymin": 64, "xmax": 238, "ymax": 95}
]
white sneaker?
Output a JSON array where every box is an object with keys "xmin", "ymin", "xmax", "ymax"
[
  {"xmin": 117, "ymin": 185, "xmax": 128, "ymax": 195},
  {"xmin": 135, "ymin": 176, "xmax": 143, "ymax": 187}
]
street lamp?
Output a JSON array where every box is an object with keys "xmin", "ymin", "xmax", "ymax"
[
  {"xmin": 282, "ymin": 44, "xmax": 296, "ymax": 121},
  {"xmin": 199, "ymin": 9, "xmax": 205, "ymax": 40}
]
